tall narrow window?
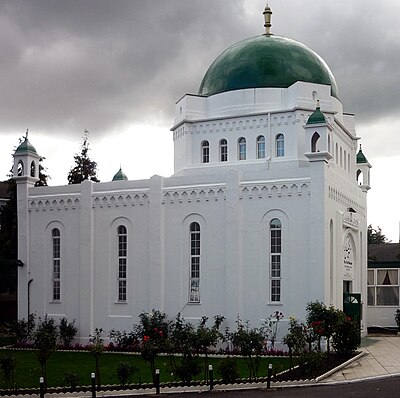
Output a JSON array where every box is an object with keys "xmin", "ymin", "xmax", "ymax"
[
  {"xmin": 117, "ymin": 225, "xmax": 127, "ymax": 302},
  {"xmin": 17, "ymin": 160, "xmax": 24, "ymax": 176},
  {"xmin": 30, "ymin": 161, "xmax": 36, "ymax": 177},
  {"xmin": 238, "ymin": 137, "xmax": 246, "ymax": 160},
  {"xmin": 220, "ymin": 139, "xmax": 228, "ymax": 162},
  {"xmin": 52, "ymin": 228, "xmax": 61, "ymax": 301},
  {"xmin": 201, "ymin": 140, "xmax": 209, "ymax": 163},
  {"xmin": 311, "ymin": 132, "xmax": 320, "ymax": 152},
  {"xmin": 276, "ymin": 134, "xmax": 284, "ymax": 157},
  {"xmin": 269, "ymin": 218, "xmax": 282, "ymax": 302},
  {"xmin": 257, "ymin": 135, "xmax": 266, "ymax": 159},
  {"xmin": 189, "ymin": 222, "xmax": 200, "ymax": 303}
]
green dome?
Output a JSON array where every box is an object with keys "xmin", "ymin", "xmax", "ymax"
[
  {"xmin": 112, "ymin": 167, "xmax": 128, "ymax": 181},
  {"xmin": 15, "ymin": 136, "xmax": 37, "ymax": 154},
  {"xmin": 199, "ymin": 35, "xmax": 338, "ymax": 98}
]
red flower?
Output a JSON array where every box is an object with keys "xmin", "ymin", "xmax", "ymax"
[{"xmin": 143, "ymin": 335, "xmax": 150, "ymax": 342}]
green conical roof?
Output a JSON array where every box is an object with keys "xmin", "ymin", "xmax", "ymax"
[
  {"xmin": 307, "ymin": 106, "xmax": 326, "ymax": 125},
  {"xmin": 199, "ymin": 35, "xmax": 338, "ymax": 98},
  {"xmin": 15, "ymin": 136, "xmax": 37, "ymax": 154},
  {"xmin": 356, "ymin": 145, "xmax": 368, "ymax": 164},
  {"xmin": 112, "ymin": 167, "xmax": 128, "ymax": 181}
]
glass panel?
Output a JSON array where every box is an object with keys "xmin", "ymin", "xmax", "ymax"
[
  {"xmin": 220, "ymin": 139, "xmax": 228, "ymax": 162},
  {"xmin": 257, "ymin": 136, "xmax": 265, "ymax": 159},
  {"xmin": 271, "ymin": 280, "xmax": 281, "ymax": 302},
  {"xmin": 271, "ymin": 255, "xmax": 281, "ymax": 277},
  {"xmin": 376, "ymin": 286, "xmax": 399, "ymax": 306},
  {"xmin": 377, "ymin": 269, "xmax": 398, "ymax": 285},
  {"xmin": 238, "ymin": 138, "xmax": 246, "ymax": 160},
  {"xmin": 367, "ymin": 270, "xmax": 374, "ymax": 285},
  {"xmin": 367, "ymin": 286, "xmax": 375, "ymax": 306}
]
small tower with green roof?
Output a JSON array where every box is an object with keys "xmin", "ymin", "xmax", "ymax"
[
  {"xmin": 13, "ymin": 130, "xmax": 40, "ymax": 183},
  {"xmin": 356, "ymin": 144, "xmax": 371, "ymax": 192},
  {"xmin": 12, "ymin": 130, "xmax": 41, "ymax": 319},
  {"xmin": 304, "ymin": 102, "xmax": 333, "ymax": 163},
  {"xmin": 112, "ymin": 167, "xmax": 128, "ymax": 181}
]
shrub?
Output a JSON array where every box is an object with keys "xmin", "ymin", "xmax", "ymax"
[
  {"xmin": 332, "ymin": 313, "xmax": 360, "ymax": 357},
  {"xmin": 395, "ymin": 309, "xmax": 400, "ymax": 332},
  {"xmin": 63, "ymin": 372, "xmax": 80, "ymax": 391},
  {"xmin": 109, "ymin": 329, "xmax": 137, "ymax": 351},
  {"xmin": 171, "ymin": 354, "xmax": 201, "ymax": 384},
  {"xmin": 116, "ymin": 361, "xmax": 138, "ymax": 385},
  {"xmin": 89, "ymin": 328, "xmax": 104, "ymax": 388},
  {"xmin": 218, "ymin": 357, "xmax": 239, "ymax": 384},
  {"xmin": 9, "ymin": 314, "xmax": 35, "ymax": 346},
  {"xmin": 59, "ymin": 318, "xmax": 77, "ymax": 348},
  {"xmin": 0, "ymin": 353, "xmax": 16, "ymax": 389}
]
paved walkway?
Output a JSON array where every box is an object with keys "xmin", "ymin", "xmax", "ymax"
[{"xmin": 321, "ymin": 335, "xmax": 400, "ymax": 383}]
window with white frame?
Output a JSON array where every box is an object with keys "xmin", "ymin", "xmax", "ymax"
[
  {"xmin": 269, "ymin": 218, "xmax": 282, "ymax": 302},
  {"xmin": 276, "ymin": 134, "xmax": 284, "ymax": 157},
  {"xmin": 189, "ymin": 222, "xmax": 200, "ymax": 303},
  {"xmin": 238, "ymin": 137, "xmax": 246, "ymax": 160},
  {"xmin": 257, "ymin": 135, "xmax": 266, "ymax": 159},
  {"xmin": 220, "ymin": 139, "xmax": 228, "ymax": 162},
  {"xmin": 117, "ymin": 225, "xmax": 127, "ymax": 302},
  {"xmin": 367, "ymin": 268, "xmax": 399, "ymax": 306},
  {"xmin": 52, "ymin": 228, "xmax": 61, "ymax": 301},
  {"xmin": 201, "ymin": 140, "xmax": 210, "ymax": 163}
]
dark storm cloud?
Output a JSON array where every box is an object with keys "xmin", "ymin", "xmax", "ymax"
[
  {"xmin": 0, "ymin": 0, "xmax": 399, "ymax": 140},
  {"xmin": 0, "ymin": 0, "xmax": 251, "ymax": 138}
]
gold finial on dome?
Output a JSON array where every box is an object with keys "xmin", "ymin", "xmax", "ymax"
[{"xmin": 263, "ymin": 4, "xmax": 273, "ymax": 35}]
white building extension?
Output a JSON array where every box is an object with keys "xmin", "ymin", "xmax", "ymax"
[{"xmin": 14, "ymin": 7, "xmax": 371, "ymax": 340}]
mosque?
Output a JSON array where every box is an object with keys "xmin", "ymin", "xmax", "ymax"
[{"xmin": 13, "ymin": 6, "xmax": 371, "ymax": 340}]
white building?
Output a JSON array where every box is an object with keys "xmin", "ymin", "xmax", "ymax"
[{"xmin": 14, "ymin": 7, "xmax": 371, "ymax": 340}]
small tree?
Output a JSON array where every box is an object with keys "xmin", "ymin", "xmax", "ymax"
[
  {"xmin": 193, "ymin": 315, "xmax": 224, "ymax": 382},
  {"xmin": 228, "ymin": 317, "xmax": 266, "ymax": 380},
  {"xmin": 368, "ymin": 224, "xmax": 389, "ymax": 244},
  {"xmin": 169, "ymin": 314, "xmax": 200, "ymax": 384},
  {"xmin": 33, "ymin": 315, "xmax": 58, "ymax": 387},
  {"xmin": 264, "ymin": 311, "xmax": 284, "ymax": 350},
  {"xmin": 89, "ymin": 328, "xmax": 104, "ymax": 388},
  {"xmin": 58, "ymin": 318, "xmax": 78, "ymax": 348},
  {"xmin": 134, "ymin": 310, "xmax": 170, "ymax": 384},
  {"xmin": 67, "ymin": 130, "xmax": 99, "ymax": 184}
]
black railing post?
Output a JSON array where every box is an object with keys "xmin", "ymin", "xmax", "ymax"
[
  {"xmin": 267, "ymin": 363, "xmax": 273, "ymax": 389},
  {"xmin": 39, "ymin": 377, "xmax": 45, "ymax": 398},
  {"xmin": 208, "ymin": 364, "xmax": 214, "ymax": 391},
  {"xmin": 91, "ymin": 372, "xmax": 96, "ymax": 398},
  {"xmin": 155, "ymin": 368, "xmax": 160, "ymax": 394}
]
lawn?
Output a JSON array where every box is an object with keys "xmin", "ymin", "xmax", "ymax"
[{"xmin": 0, "ymin": 349, "xmax": 291, "ymax": 389}]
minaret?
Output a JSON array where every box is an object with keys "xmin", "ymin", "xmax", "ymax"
[
  {"xmin": 12, "ymin": 131, "xmax": 41, "ymax": 319},
  {"xmin": 263, "ymin": 4, "xmax": 273, "ymax": 35}
]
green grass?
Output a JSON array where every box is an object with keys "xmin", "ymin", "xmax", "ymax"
[{"xmin": 0, "ymin": 349, "xmax": 291, "ymax": 389}]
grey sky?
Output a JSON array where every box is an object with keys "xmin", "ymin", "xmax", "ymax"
[
  {"xmin": 1, "ymin": 0, "xmax": 400, "ymax": 239},
  {"xmin": 1, "ymin": 0, "xmax": 399, "ymax": 137}
]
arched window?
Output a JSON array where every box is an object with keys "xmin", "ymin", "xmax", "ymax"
[
  {"xmin": 335, "ymin": 143, "xmax": 338, "ymax": 164},
  {"xmin": 276, "ymin": 134, "xmax": 284, "ymax": 157},
  {"xmin": 257, "ymin": 135, "xmax": 266, "ymax": 159},
  {"xmin": 220, "ymin": 139, "xmax": 228, "ymax": 162},
  {"xmin": 117, "ymin": 225, "xmax": 127, "ymax": 302},
  {"xmin": 340, "ymin": 147, "xmax": 343, "ymax": 167},
  {"xmin": 189, "ymin": 222, "xmax": 200, "ymax": 303},
  {"xmin": 30, "ymin": 161, "xmax": 36, "ymax": 177},
  {"xmin": 52, "ymin": 228, "xmax": 61, "ymax": 301},
  {"xmin": 201, "ymin": 141, "xmax": 209, "ymax": 163},
  {"xmin": 17, "ymin": 160, "xmax": 24, "ymax": 176},
  {"xmin": 238, "ymin": 137, "xmax": 246, "ymax": 160},
  {"xmin": 269, "ymin": 218, "xmax": 282, "ymax": 302},
  {"xmin": 311, "ymin": 132, "xmax": 320, "ymax": 152}
]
